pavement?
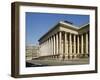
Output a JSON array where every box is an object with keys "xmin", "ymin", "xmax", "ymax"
[{"xmin": 26, "ymin": 58, "xmax": 89, "ymax": 67}]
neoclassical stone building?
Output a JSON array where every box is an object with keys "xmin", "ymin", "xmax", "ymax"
[{"xmin": 38, "ymin": 21, "xmax": 89, "ymax": 60}]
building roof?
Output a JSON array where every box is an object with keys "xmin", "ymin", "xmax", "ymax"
[{"xmin": 38, "ymin": 21, "xmax": 89, "ymax": 41}]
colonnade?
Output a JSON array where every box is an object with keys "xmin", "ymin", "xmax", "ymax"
[{"xmin": 39, "ymin": 31, "xmax": 89, "ymax": 60}]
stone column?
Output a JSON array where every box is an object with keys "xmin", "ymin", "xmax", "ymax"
[
  {"xmin": 47, "ymin": 39, "xmax": 49, "ymax": 55},
  {"xmin": 81, "ymin": 34, "xmax": 84, "ymax": 55},
  {"xmin": 52, "ymin": 36, "xmax": 54, "ymax": 58},
  {"xmin": 56, "ymin": 33, "xmax": 59, "ymax": 58},
  {"xmin": 49, "ymin": 37, "xmax": 52, "ymax": 58},
  {"xmin": 48, "ymin": 38, "xmax": 50, "ymax": 55},
  {"xmin": 73, "ymin": 34, "xmax": 76, "ymax": 58},
  {"xmin": 65, "ymin": 32, "xmax": 68, "ymax": 59},
  {"xmin": 46, "ymin": 40, "xmax": 48, "ymax": 56},
  {"xmin": 51, "ymin": 36, "xmax": 53, "ymax": 58},
  {"xmin": 69, "ymin": 33, "xmax": 72, "ymax": 59},
  {"xmin": 59, "ymin": 32, "xmax": 62, "ymax": 59},
  {"xmin": 77, "ymin": 35, "xmax": 79, "ymax": 57},
  {"xmin": 86, "ymin": 33, "xmax": 88, "ymax": 55},
  {"xmin": 53, "ymin": 35, "xmax": 56, "ymax": 58}
]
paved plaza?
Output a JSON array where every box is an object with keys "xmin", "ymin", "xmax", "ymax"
[{"xmin": 26, "ymin": 58, "xmax": 89, "ymax": 67}]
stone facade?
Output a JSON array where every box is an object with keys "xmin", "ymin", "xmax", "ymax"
[{"xmin": 38, "ymin": 21, "xmax": 89, "ymax": 60}]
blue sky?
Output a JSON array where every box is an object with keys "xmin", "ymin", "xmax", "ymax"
[{"xmin": 26, "ymin": 12, "xmax": 89, "ymax": 45}]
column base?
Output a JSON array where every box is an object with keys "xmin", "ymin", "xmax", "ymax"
[
  {"xmin": 65, "ymin": 55, "xmax": 68, "ymax": 58},
  {"xmin": 59, "ymin": 55, "xmax": 64, "ymax": 60},
  {"xmin": 63, "ymin": 55, "xmax": 68, "ymax": 60},
  {"xmin": 77, "ymin": 53, "xmax": 89, "ymax": 58},
  {"xmin": 73, "ymin": 54, "xmax": 77, "ymax": 58},
  {"xmin": 69, "ymin": 54, "xmax": 78, "ymax": 59},
  {"xmin": 76, "ymin": 53, "xmax": 80, "ymax": 58},
  {"xmin": 54, "ymin": 55, "xmax": 58, "ymax": 59},
  {"xmin": 84, "ymin": 53, "xmax": 89, "ymax": 57},
  {"xmin": 69, "ymin": 55, "xmax": 73, "ymax": 59}
]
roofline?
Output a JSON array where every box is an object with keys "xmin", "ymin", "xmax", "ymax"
[
  {"xmin": 59, "ymin": 21, "xmax": 79, "ymax": 30},
  {"xmin": 79, "ymin": 23, "xmax": 89, "ymax": 29},
  {"xmin": 38, "ymin": 23, "xmax": 60, "ymax": 41},
  {"xmin": 38, "ymin": 21, "xmax": 89, "ymax": 41},
  {"xmin": 60, "ymin": 21, "xmax": 89, "ymax": 30}
]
